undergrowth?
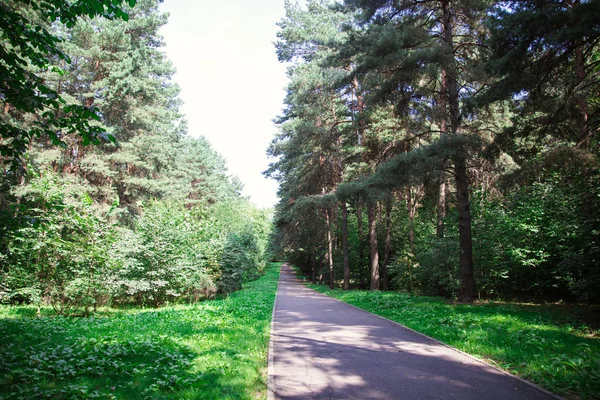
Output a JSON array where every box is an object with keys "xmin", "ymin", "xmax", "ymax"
[{"xmin": 0, "ymin": 263, "xmax": 280, "ymax": 400}]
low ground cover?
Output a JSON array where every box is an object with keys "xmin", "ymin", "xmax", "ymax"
[
  {"xmin": 0, "ymin": 263, "xmax": 280, "ymax": 400},
  {"xmin": 307, "ymin": 282, "xmax": 599, "ymax": 399}
]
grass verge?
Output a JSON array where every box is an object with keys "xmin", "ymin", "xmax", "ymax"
[
  {"xmin": 307, "ymin": 282, "xmax": 599, "ymax": 399},
  {"xmin": 0, "ymin": 263, "xmax": 280, "ymax": 400}
]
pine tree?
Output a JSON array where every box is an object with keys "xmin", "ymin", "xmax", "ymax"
[
  {"xmin": 25, "ymin": 0, "xmax": 187, "ymax": 217},
  {"xmin": 0, "ymin": 0, "xmax": 135, "ymax": 166},
  {"xmin": 481, "ymin": 0, "xmax": 600, "ymax": 151},
  {"xmin": 338, "ymin": 0, "xmax": 494, "ymax": 302},
  {"xmin": 269, "ymin": 0, "xmax": 355, "ymax": 287}
]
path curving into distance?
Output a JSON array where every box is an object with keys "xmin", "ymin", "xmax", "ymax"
[{"xmin": 268, "ymin": 264, "xmax": 560, "ymax": 400}]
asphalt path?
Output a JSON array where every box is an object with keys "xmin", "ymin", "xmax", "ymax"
[{"xmin": 268, "ymin": 264, "xmax": 559, "ymax": 400}]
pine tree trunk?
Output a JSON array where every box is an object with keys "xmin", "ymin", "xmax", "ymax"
[
  {"xmin": 437, "ymin": 68, "xmax": 448, "ymax": 238},
  {"xmin": 311, "ymin": 246, "xmax": 317, "ymax": 284},
  {"xmin": 357, "ymin": 195, "xmax": 364, "ymax": 266},
  {"xmin": 574, "ymin": 40, "xmax": 590, "ymax": 148},
  {"xmin": 442, "ymin": 0, "xmax": 475, "ymax": 303},
  {"xmin": 330, "ymin": 207, "xmax": 337, "ymax": 252},
  {"xmin": 406, "ymin": 187, "xmax": 416, "ymax": 292},
  {"xmin": 437, "ymin": 179, "xmax": 447, "ymax": 238},
  {"xmin": 368, "ymin": 201, "xmax": 380, "ymax": 290},
  {"xmin": 352, "ymin": 77, "xmax": 365, "ymax": 146},
  {"xmin": 455, "ymin": 155, "xmax": 474, "ymax": 302},
  {"xmin": 341, "ymin": 201, "xmax": 350, "ymax": 290},
  {"xmin": 353, "ymin": 74, "xmax": 367, "ymax": 277},
  {"xmin": 407, "ymin": 186, "xmax": 415, "ymax": 253},
  {"xmin": 381, "ymin": 196, "xmax": 393, "ymax": 291},
  {"xmin": 325, "ymin": 208, "xmax": 335, "ymax": 289}
]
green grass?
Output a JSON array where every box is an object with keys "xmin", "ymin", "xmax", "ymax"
[
  {"xmin": 0, "ymin": 263, "xmax": 280, "ymax": 400},
  {"xmin": 307, "ymin": 282, "xmax": 600, "ymax": 400}
]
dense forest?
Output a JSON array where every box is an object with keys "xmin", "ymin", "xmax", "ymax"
[
  {"xmin": 267, "ymin": 0, "xmax": 600, "ymax": 303},
  {"xmin": 3, "ymin": 0, "xmax": 598, "ymax": 310},
  {"xmin": 0, "ymin": 0, "xmax": 271, "ymax": 314}
]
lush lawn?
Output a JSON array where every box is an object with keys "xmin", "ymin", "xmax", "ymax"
[
  {"xmin": 307, "ymin": 281, "xmax": 599, "ymax": 399},
  {"xmin": 0, "ymin": 263, "xmax": 280, "ymax": 400}
]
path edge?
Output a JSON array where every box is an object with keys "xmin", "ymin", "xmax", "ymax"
[
  {"xmin": 297, "ymin": 276, "xmax": 564, "ymax": 400},
  {"xmin": 266, "ymin": 263, "xmax": 283, "ymax": 400}
]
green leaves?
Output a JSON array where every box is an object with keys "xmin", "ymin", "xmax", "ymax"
[
  {"xmin": 0, "ymin": 0, "xmax": 135, "ymax": 166},
  {"xmin": 110, "ymin": 201, "xmax": 217, "ymax": 306},
  {"xmin": 1, "ymin": 171, "xmax": 116, "ymax": 315}
]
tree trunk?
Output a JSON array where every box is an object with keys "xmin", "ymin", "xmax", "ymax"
[
  {"xmin": 341, "ymin": 201, "xmax": 350, "ymax": 290},
  {"xmin": 381, "ymin": 196, "xmax": 393, "ymax": 291},
  {"xmin": 406, "ymin": 186, "xmax": 416, "ymax": 292},
  {"xmin": 368, "ymin": 201, "xmax": 380, "ymax": 290},
  {"xmin": 455, "ymin": 155, "xmax": 474, "ymax": 303},
  {"xmin": 437, "ymin": 178, "xmax": 447, "ymax": 238},
  {"xmin": 311, "ymin": 246, "xmax": 317, "ymax": 284},
  {"xmin": 356, "ymin": 195, "xmax": 364, "ymax": 265},
  {"xmin": 574, "ymin": 40, "xmax": 590, "ymax": 148},
  {"xmin": 351, "ymin": 77, "xmax": 365, "ymax": 145},
  {"xmin": 407, "ymin": 186, "xmax": 415, "ymax": 253},
  {"xmin": 325, "ymin": 208, "xmax": 334, "ymax": 289},
  {"xmin": 442, "ymin": 0, "xmax": 475, "ymax": 302},
  {"xmin": 437, "ymin": 68, "xmax": 448, "ymax": 238}
]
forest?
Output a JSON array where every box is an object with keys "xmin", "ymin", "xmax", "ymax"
[
  {"xmin": 267, "ymin": 0, "xmax": 600, "ymax": 304},
  {"xmin": 0, "ymin": 0, "xmax": 271, "ymax": 314},
  {"xmin": 0, "ymin": 0, "xmax": 599, "ymax": 399}
]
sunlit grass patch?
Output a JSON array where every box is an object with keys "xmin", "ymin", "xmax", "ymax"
[
  {"xmin": 308, "ymin": 284, "xmax": 600, "ymax": 399},
  {"xmin": 0, "ymin": 263, "xmax": 280, "ymax": 400}
]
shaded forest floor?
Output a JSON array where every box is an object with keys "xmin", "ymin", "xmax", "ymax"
[
  {"xmin": 472, "ymin": 301, "xmax": 600, "ymax": 331},
  {"xmin": 306, "ymin": 280, "xmax": 599, "ymax": 399},
  {"xmin": 0, "ymin": 264, "xmax": 280, "ymax": 400}
]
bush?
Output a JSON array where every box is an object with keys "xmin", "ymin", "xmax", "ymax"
[
  {"xmin": 1, "ymin": 172, "xmax": 114, "ymax": 315},
  {"xmin": 110, "ymin": 202, "xmax": 216, "ymax": 306},
  {"xmin": 1, "ymin": 173, "xmax": 273, "ymax": 312}
]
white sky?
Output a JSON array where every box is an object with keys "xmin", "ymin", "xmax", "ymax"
[{"xmin": 158, "ymin": 0, "xmax": 288, "ymax": 209}]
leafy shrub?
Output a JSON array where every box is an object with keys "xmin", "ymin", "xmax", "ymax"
[
  {"xmin": 1, "ymin": 172, "xmax": 114, "ymax": 315},
  {"xmin": 1, "ymin": 174, "xmax": 272, "ymax": 312},
  {"xmin": 219, "ymin": 229, "xmax": 262, "ymax": 294},
  {"xmin": 412, "ymin": 236, "xmax": 460, "ymax": 298},
  {"xmin": 110, "ymin": 202, "xmax": 216, "ymax": 306}
]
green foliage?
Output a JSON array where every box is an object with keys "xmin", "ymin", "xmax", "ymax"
[
  {"xmin": 211, "ymin": 202, "xmax": 271, "ymax": 294},
  {"xmin": 387, "ymin": 166, "xmax": 600, "ymax": 303},
  {"xmin": 1, "ymin": 0, "xmax": 273, "ymax": 311},
  {"xmin": 1, "ymin": 171, "xmax": 114, "ymax": 315},
  {"xmin": 219, "ymin": 233, "xmax": 260, "ymax": 294},
  {"xmin": 0, "ymin": 264, "xmax": 280, "ymax": 399},
  {"xmin": 481, "ymin": 1, "xmax": 599, "ymax": 149},
  {"xmin": 0, "ymin": 0, "xmax": 135, "ymax": 164},
  {"xmin": 309, "ymin": 284, "xmax": 600, "ymax": 399},
  {"xmin": 1, "ymin": 182, "xmax": 271, "ymax": 310},
  {"xmin": 110, "ymin": 202, "xmax": 216, "ymax": 306},
  {"xmin": 408, "ymin": 236, "xmax": 461, "ymax": 298},
  {"xmin": 469, "ymin": 171, "xmax": 600, "ymax": 302}
]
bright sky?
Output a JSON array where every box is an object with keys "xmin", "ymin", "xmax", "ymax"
[{"xmin": 158, "ymin": 0, "xmax": 288, "ymax": 209}]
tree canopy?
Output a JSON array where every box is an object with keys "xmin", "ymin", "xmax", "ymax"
[{"xmin": 268, "ymin": 0, "xmax": 600, "ymax": 303}]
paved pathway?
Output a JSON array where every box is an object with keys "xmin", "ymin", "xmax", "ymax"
[{"xmin": 268, "ymin": 264, "xmax": 559, "ymax": 400}]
